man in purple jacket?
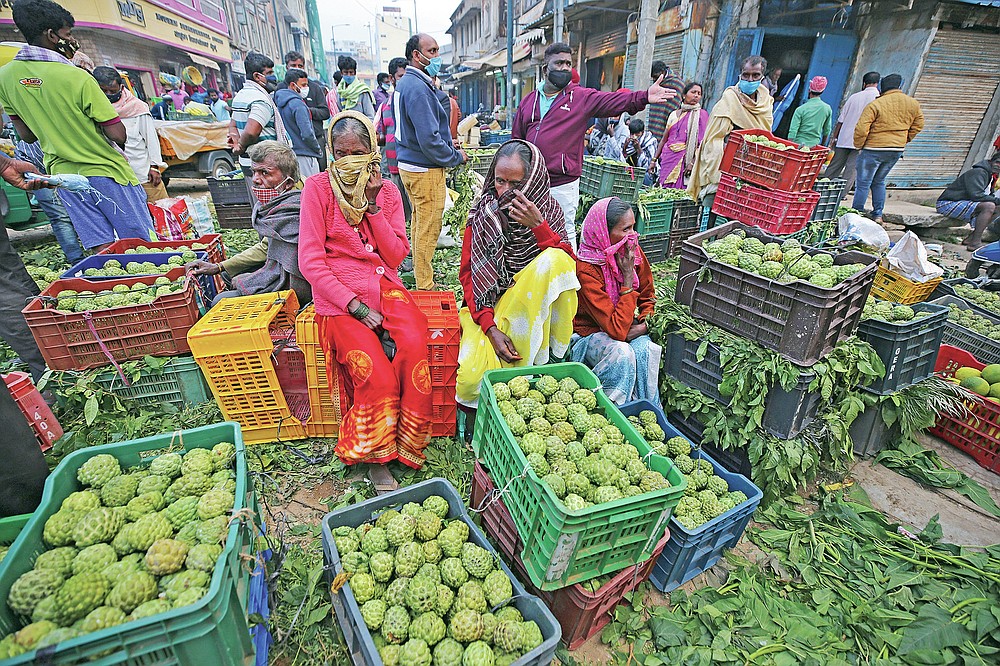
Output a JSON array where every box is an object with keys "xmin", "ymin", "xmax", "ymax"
[{"xmin": 513, "ymin": 42, "xmax": 677, "ymax": 248}]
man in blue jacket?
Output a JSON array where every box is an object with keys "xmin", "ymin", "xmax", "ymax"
[
  {"xmin": 274, "ymin": 68, "xmax": 322, "ymax": 177},
  {"xmin": 395, "ymin": 32, "xmax": 467, "ymax": 290}
]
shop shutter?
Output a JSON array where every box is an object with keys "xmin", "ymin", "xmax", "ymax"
[
  {"xmin": 890, "ymin": 27, "xmax": 1000, "ymax": 187},
  {"xmin": 623, "ymin": 32, "xmax": 684, "ymax": 90},
  {"xmin": 584, "ymin": 25, "xmax": 628, "ymax": 60}
]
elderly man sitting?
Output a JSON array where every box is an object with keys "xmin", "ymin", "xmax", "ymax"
[{"xmin": 186, "ymin": 141, "xmax": 311, "ymax": 305}]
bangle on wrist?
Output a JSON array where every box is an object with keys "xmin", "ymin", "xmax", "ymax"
[{"xmin": 351, "ymin": 302, "xmax": 370, "ymax": 320}]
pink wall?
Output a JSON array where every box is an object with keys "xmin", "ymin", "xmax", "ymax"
[{"xmin": 144, "ymin": 0, "xmax": 228, "ymax": 35}]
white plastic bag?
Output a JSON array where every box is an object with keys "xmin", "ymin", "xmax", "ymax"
[
  {"xmin": 183, "ymin": 196, "xmax": 215, "ymax": 236},
  {"xmin": 838, "ymin": 213, "xmax": 890, "ymax": 251},
  {"xmin": 883, "ymin": 230, "xmax": 944, "ymax": 283}
]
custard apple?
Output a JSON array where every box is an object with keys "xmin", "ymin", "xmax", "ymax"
[
  {"xmin": 149, "ymin": 453, "xmax": 183, "ymax": 478},
  {"xmin": 72, "ymin": 543, "xmax": 117, "ymax": 575},
  {"xmin": 433, "ymin": 638, "xmax": 464, "ymax": 666},
  {"xmin": 460, "ymin": 543, "xmax": 495, "ymax": 579},
  {"xmin": 99, "ymin": 474, "xmax": 139, "ymax": 507},
  {"xmin": 73, "ymin": 507, "xmax": 124, "ymax": 547},
  {"xmin": 361, "ymin": 599, "xmax": 387, "ymax": 630},
  {"xmin": 483, "ymin": 570, "xmax": 513, "ymax": 607},
  {"xmin": 9, "ymin": 568, "xmax": 64, "ymax": 616},
  {"xmin": 396, "ymin": 541, "xmax": 426, "ymax": 578},
  {"xmin": 53, "ymin": 572, "xmax": 109, "ymax": 624},
  {"xmin": 128, "ymin": 598, "xmax": 174, "ymax": 621},
  {"xmin": 105, "ymin": 571, "xmax": 158, "ymax": 613},
  {"xmin": 415, "ymin": 511, "xmax": 443, "ymax": 542},
  {"xmin": 386, "ymin": 514, "xmax": 417, "ymax": 547},
  {"xmin": 34, "ymin": 546, "xmax": 77, "ymax": 577},
  {"xmin": 144, "ymin": 539, "xmax": 189, "ymax": 575},
  {"xmin": 382, "ymin": 604, "xmax": 410, "ymax": 644},
  {"xmin": 77, "ymin": 454, "xmax": 121, "ymax": 488},
  {"xmin": 186, "ymin": 543, "xmax": 222, "ymax": 572},
  {"xmin": 405, "ymin": 575, "xmax": 437, "ymax": 614},
  {"xmin": 449, "ymin": 608, "xmax": 483, "ymax": 642},
  {"xmin": 410, "ymin": 612, "xmax": 447, "ymax": 646},
  {"xmin": 61, "ymin": 490, "xmax": 101, "ymax": 512}
]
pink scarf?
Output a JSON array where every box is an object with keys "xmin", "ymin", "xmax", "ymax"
[
  {"xmin": 112, "ymin": 87, "xmax": 153, "ymax": 119},
  {"xmin": 578, "ymin": 197, "xmax": 640, "ymax": 305}
]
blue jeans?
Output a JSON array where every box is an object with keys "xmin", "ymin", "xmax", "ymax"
[
  {"xmin": 852, "ymin": 149, "xmax": 903, "ymax": 218},
  {"xmin": 33, "ymin": 186, "xmax": 84, "ymax": 264}
]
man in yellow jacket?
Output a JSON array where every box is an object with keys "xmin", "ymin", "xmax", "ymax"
[{"xmin": 851, "ymin": 74, "xmax": 924, "ymax": 222}]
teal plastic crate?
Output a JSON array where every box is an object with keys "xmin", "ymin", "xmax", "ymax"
[
  {"xmin": 0, "ymin": 422, "xmax": 261, "ymax": 666},
  {"xmin": 95, "ymin": 355, "xmax": 212, "ymax": 410},
  {"xmin": 636, "ymin": 200, "xmax": 674, "ymax": 236},
  {"xmin": 580, "ymin": 160, "xmax": 643, "ymax": 201},
  {"xmin": 1, "ymin": 180, "xmax": 33, "ymax": 226},
  {"xmin": 321, "ymin": 478, "xmax": 561, "ymax": 666},
  {"xmin": 0, "ymin": 515, "xmax": 30, "ymax": 546},
  {"xmin": 472, "ymin": 362, "xmax": 685, "ymax": 591}
]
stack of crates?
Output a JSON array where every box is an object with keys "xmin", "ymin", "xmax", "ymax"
[
  {"xmin": 187, "ymin": 291, "xmax": 308, "ymax": 445},
  {"xmin": 714, "ymin": 129, "xmax": 827, "ymax": 235},
  {"xmin": 294, "ymin": 306, "xmax": 345, "ymax": 438}
]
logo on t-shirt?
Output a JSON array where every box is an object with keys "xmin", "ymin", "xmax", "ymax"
[{"xmin": 18, "ymin": 78, "xmax": 42, "ymax": 90}]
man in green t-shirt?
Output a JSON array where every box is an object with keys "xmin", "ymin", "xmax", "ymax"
[{"xmin": 0, "ymin": 0, "xmax": 154, "ymax": 251}]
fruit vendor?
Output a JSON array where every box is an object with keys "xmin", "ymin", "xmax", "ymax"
[
  {"xmin": 456, "ymin": 140, "xmax": 579, "ymax": 408},
  {"xmin": 0, "ymin": 0, "xmax": 156, "ymax": 252},
  {"xmin": 655, "ymin": 82, "xmax": 709, "ymax": 189},
  {"xmin": 186, "ymin": 141, "xmax": 310, "ymax": 306},
  {"xmin": 687, "ymin": 55, "xmax": 774, "ymax": 206},
  {"xmin": 512, "ymin": 42, "xmax": 677, "ymax": 249},
  {"xmin": 571, "ymin": 197, "xmax": 660, "ymax": 405},
  {"xmin": 937, "ymin": 153, "xmax": 1000, "ymax": 251},
  {"xmin": 298, "ymin": 111, "xmax": 433, "ymax": 469}
]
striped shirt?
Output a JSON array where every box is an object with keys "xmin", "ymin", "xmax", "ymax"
[
  {"xmin": 376, "ymin": 99, "xmax": 399, "ymax": 174},
  {"xmin": 230, "ymin": 80, "xmax": 284, "ymax": 168},
  {"xmin": 646, "ymin": 73, "xmax": 684, "ymax": 142}
]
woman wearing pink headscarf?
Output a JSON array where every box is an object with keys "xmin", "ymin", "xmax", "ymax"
[{"xmin": 572, "ymin": 197, "xmax": 660, "ymax": 405}]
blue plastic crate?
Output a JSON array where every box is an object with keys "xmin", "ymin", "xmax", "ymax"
[
  {"xmin": 621, "ymin": 400, "xmax": 762, "ymax": 593},
  {"xmin": 321, "ymin": 478, "xmax": 561, "ymax": 666},
  {"xmin": 63, "ymin": 252, "xmax": 217, "ymax": 302}
]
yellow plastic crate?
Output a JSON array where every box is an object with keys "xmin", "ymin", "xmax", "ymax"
[
  {"xmin": 295, "ymin": 306, "xmax": 343, "ymax": 438},
  {"xmin": 869, "ymin": 265, "xmax": 943, "ymax": 305},
  {"xmin": 187, "ymin": 291, "xmax": 307, "ymax": 444}
]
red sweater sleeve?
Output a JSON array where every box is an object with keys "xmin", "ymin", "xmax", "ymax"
[
  {"xmin": 575, "ymin": 261, "xmax": 640, "ymax": 342},
  {"xmin": 297, "ymin": 177, "xmax": 357, "ymax": 311}
]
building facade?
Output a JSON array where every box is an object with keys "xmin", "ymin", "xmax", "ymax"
[
  {"xmin": 0, "ymin": 0, "xmax": 232, "ymax": 99},
  {"xmin": 377, "ymin": 6, "xmax": 412, "ymax": 71}
]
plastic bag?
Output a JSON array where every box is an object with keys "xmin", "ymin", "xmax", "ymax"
[
  {"xmin": 884, "ymin": 230, "xmax": 944, "ymax": 283},
  {"xmin": 183, "ymin": 196, "xmax": 215, "ymax": 236},
  {"xmin": 838, "ymin": 213, "xmax": 890, "ymax": 251}
]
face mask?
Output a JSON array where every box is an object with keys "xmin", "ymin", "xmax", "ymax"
[
  {"xmin": 261, "ymin": 74, "xmax": 277, "ymax": 92},
  {"xmin": 332, "ymin": 154, "xmax": 375, "ymax": 186},
  {"xmin": 297, "ymin": 85, "xmax": 309, "ymax": 98},
  {"xmin": 343, "ymin": 75, "xmax": 356, "ymax": 85},
  {"xmin": 419, "ymin": 52, "xmax": 443, "ymax": 78},
  {"xmin": 54, "ymin": 35, "xmax": 79, "ymax": 59},
  {"xmin": 251, "ymin": 177, "xmax": 293, "ymax": 205},
  {"xmin": 381, "ymin": 83, "xmax": 391, "ymax": 92},
  {"xmin": 547, "ymin": 69, "xmax": 572, "ymax": 90},
  {"xmin": 106, "ymin": 91, "xmax": 123, "ymax": 103},
  {"xmin": 738, "ymin": 79, "xmax": 762, "ymax": 95}
]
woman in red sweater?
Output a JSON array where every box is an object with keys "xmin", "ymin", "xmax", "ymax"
[
  {"xmin": 457, "ymin": 140, "xmax": 579, "ymax": 407},
  {"xmin": 572, "ymin": 197, "xmax": 660, "ymax": 405},
  {"xmin": 298, "ymin": 111, "xmax": 432, "ymax": 469}
]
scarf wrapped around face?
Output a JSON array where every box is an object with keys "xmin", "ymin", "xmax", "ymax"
[
  {"xmin": 578, "ymin": 197, "xmax": 640, "ymax": 306},
  {"xmin": 327, "ymin": 110, "xmax": 382, "ymax": 226},
  {"xmin": 112, "ymin": 87, "xmax": 153, "ymax": 119},
  {"xmin": 468, "ymin": 139, "xmax": 567, "ymax": 311}
]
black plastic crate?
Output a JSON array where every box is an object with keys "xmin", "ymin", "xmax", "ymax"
[
  {"xmin": 856, "ymin": 302, "xmax": 949, "ymax": 395},
  {"xmin": 666, "ymin": 200, "xmax": 703, "ymax": 259},
  {"xmin": 667, "ymin": 410, "xmax": 752, "ymax": 478},
  {"xmin": 850, "ymin": 399, "xmax": 900, "ymax": 458},
  {"xmin": 215, "ymin": 203, "xmax": 254, "ymax": 229},
  {"xmin": 933, "ymin": 278, "xmax": 1000, "ymax": 320},
  {"xmin": 810, "ymin": 178, "xmax": 846, "ymax": 222},
  {"xmin": 207, "ymin": 176, "xmax": 252, "ymax": 206},
  {"xmin": 931, "ymin": 295, "xmax": 1000, "ymax": 365},
  {"xmin": 639, "ymin": 233, "xmax": 669, "ymax": 264},
  {"xmin": 675, "ymin": 220, "xmax": 878, "ymax": 365},
  {"xmin": 664, "ymin": 334, "xmax": 820, "ymax": 438}
]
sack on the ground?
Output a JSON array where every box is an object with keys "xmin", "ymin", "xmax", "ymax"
[
  {"xmin": 183, "ymin": 196, "xmax": 215, "ymax": 236},
  {"xmin": 149, "ymin": 197, "xmax": 195, "ymax": 240},
  {"xmin": 883, "ymin": 230, "xmax": 944, "ymax": 283},
  {"xmin": 838, "ymin": 213, "xmax": 890, "ymax": 251}
]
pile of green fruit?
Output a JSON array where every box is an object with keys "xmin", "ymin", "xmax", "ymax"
[
  {"xmin": 81, "ymin": 255, "xmax": 196, "ymax": 278},
  {"xmin": 27, "ymin": 266, "xmax": 63, "ymax": 290},
  {"xmin": 954, "ymin": 284, "xmax": 1000, "ymax": 316},
  {"xmin": 743, "ymin": 134, "xmax": 793, "ymax": 151},
  {"xmin": 214, "ymin": 172, "xmax": 244, "ymax": 181},
  {"xmin": 951, "ymin": 364, "xmax": 1000, "ymax": 399},
  {"xmin": 331, "ymin": 495, "xmax": 545, "ymax": 666},
  {"xmin": 627, "ymin": 411, "xmax": 748, "ymax": 530},
  {"xmin": 124, "ymin": 243, "xmax": 208, "ymax": 255},
  {"xmin": 702, "ymin": 230, "xmax": 867, "ymax": 288},
  {"xmin": 494, "ymin": 374, "xmax": 673, "ymax": 512},
  {"xmin": 861, "ymin": 297, "xmax": 931, "ymax": 323},
  {"xmin": 637, "ymin": 188, "xmax": 692, "ymax": 204},
  {"xmin": 47, "ymin": 276, "xmax": 187, "ymax": 312},
  {"xmin": 0, "ymin": 443, "xmax": 239, "ymax": 659},
  {"xmin": 946, "ymin": 304, "xmax": 1000, "ymax": 340}
]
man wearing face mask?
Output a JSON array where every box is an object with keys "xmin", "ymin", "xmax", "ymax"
[
  {"xmin": 0, "ymin": 0, "xmax": 156, "ymax": 252},
  {"xmin": 395, "ymin": 33, "xmax": 467, "ymax": 291},
  {"xmin": 281, "ymin": 51, "xmax": 330, "ymax": 170},
  {"xmin": 375, "ymin": 72, "xmax": 392, "ymax": 111},
  {"xmin": 512, "ymin": 42, "xmax": 678, "ymax": 249},
  {"xmin": 274, "ymin": 68, "xmax": 323, "ymax": 178},
  {"xmin": 338, "ymin": 56, "xmax": 376, "ymax": 119},
  {"xmin": 687, "ymin": 55, "xmax": 774, "ymax": 205},
  {"xmin": 93, "ymin": 67, "xmax": 169, "ymax": 203},
  {"xmin": 228, "ymin": 52, "xmax": 289, "ymax": 177},
  {"xmin": 186, "ymin": 141, "xmax": 309, "ymax": 305}
]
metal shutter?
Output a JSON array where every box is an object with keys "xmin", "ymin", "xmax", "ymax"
[
  {"xmin": 890, "ymin": 27, "xmax": 1000, "ymax": 187},
  {"xmin": 623, "ymin": 32, "xmax": 684, "ymax": 90}
]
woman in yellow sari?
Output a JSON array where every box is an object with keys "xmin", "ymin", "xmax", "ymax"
[{"xmin": 456, "ymin": 140, "xmax": 579, "ymax": 408}]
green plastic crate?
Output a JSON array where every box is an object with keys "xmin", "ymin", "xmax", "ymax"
[
  {"xmin": 0, "ymin": 422, "xmax": 260, "ymax": 666},
  {"xmin": 95, "ymin": 355, "xmax": 212, "ymax": 410},
  {"xmin": 472, "ymin": 362, "xmax": 685, "ymax": 591},
  {"xmin": 0, "ymin": 515, "xmax": 30, "ymax": 546},
  {"xmin": 1, "ymin": 180, "xmax": 33, "ymax": 226},
  {"xmin": 636, "ymin": 200, "xmax": 674, "ymax": 236}
]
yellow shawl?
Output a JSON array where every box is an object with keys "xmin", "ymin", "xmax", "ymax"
[{"xmin": 687, "ymin": 86, "xmax": 774, "ymax": 202}]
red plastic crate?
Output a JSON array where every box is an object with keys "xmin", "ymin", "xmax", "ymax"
[
  {"xmin": 470, "ymin": 462, "xmax": 668, "ymax": 650},
  {"xmin": 712, "ymin": 174, "xmax": 820, "ymax": 235},
  {"xmin": 22, "ymin": 269, "xmax": 201, "ymax": 371},
  {"xmin": 719, "ymin": 129, "xmax": 830, "ymax": 192},
  {"xmin": 3, "ymin": 372, "xmax": 62, "ymax": 451},
  {"xmin": 412, "ymin": 291, "xmax": 459, "ymax": 437},
  {"xmin": 929, "ymin": 345, "xmax": 1000, "ymax": 473}
]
